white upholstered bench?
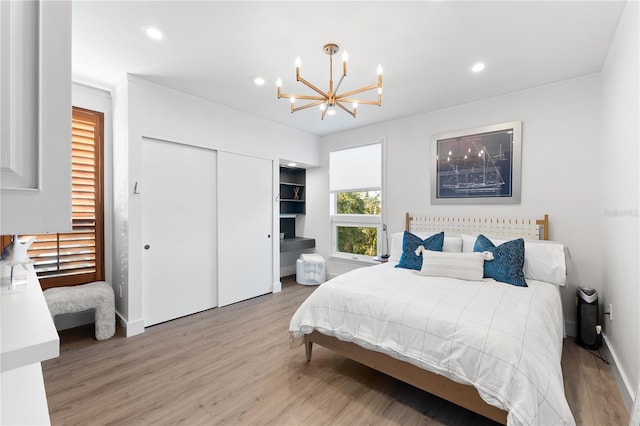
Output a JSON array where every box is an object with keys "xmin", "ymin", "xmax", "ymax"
[{"xmin": 44, "ymin": 281, "xmax": 116, "ymax": 340}]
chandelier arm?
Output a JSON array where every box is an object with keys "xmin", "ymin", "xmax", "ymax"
[
  {"xmin": 336, "ymin": 83, "xmax": 380, "ymax": 99},
  {"xmin": 292, "ymin": 100, "xmax": 326, "ymax": 112},
  {"xmin": 320, "ymin": 105, "xmax": 328, "ymax": 120},
  {"xmin": 340, "ymin": 98, "xmax": 382, "ymax": 106},
  {"xmin": 297, "ymin": 75, "xmax": 329, "ymax": 99},
  {"xmin": 335, "ymin": 101, "xmax": 356, "ymax": 118},
  {"xmin": 280, "ymin": 93, "xmax": 326, "ymax": 101},
  {"xmin": 333, "ymin": 73, "xmax": 346, "ymax": 97}
]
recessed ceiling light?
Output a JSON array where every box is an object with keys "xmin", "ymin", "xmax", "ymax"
[
  {"xmin": 252, "ymin": 76, "xmax": 266, "ymax": 86},
  {"xmin": 471, "ymin": 62, "xmax": 486, "ymax": 73},
  {"xmin": 141, "ymin": 25, "xmax": 163, "ymax": 41}
]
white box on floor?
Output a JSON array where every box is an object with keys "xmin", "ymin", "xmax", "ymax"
[{"xmin": 296, "ymin": 254, "xmax": 325, "ymax": 286}]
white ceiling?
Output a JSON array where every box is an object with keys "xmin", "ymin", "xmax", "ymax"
[{"xmin": 72, "ymin": 1, "xmax": 625, "ymax": 136}]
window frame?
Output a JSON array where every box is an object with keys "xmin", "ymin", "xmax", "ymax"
[
  {"xmin": 329, "ymin": 140, "xmax": 385, "ymax": 261},
  {"xmin": 331, "ymin": 218, "xmax": 383, "ymax": 260}
]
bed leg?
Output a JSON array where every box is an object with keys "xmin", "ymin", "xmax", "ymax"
[{"xmin": 304, "ymin": 336, "xmax": 313, "ymax": 361}]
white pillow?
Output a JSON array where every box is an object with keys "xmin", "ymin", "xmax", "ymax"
[
  {"xmin": 461, "ymin": 233, "xmax": 477, "ymax": 253},
  {"xmin": 389, "ymin": 232, "xmax": 405, "ymax": 262},
  {"xmin": 414, "ymin": 247, "xmax": 494, "ymax": 281},
  {"xmin": 461, "ymin": 233, "xmax": 567, "ymax": 286},
  {"xmin": 502, "ymin": 238, "xmax": 567, "ymax": 286},
  {"xmin": 443, "ymin": 235, "xmax": 463, "ymax": 253},
  {"xmin": 389, "ymin": 232, "xmax": 463, "ymax": 262}
]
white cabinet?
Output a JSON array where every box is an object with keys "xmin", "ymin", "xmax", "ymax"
[
  {"xmin": 1, "ymin": 364, "xmax": 52, "ymax": 425},
  {"xmin": 0, "ymin": 0, "xmax": 72, "ymax": 235}
]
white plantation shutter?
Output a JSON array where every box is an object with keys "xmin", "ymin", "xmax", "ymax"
[{"xmin": 23, "ymin": 107, "xmax": 104, "ymax": 289}]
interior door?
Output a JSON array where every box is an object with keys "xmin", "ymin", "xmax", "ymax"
[
  {"xmin": 217, "ymin": 151, "xmax": 272, "ymax": 307},
  {"xmin": 141, "ymin": 138, "xmax": 217, "ymax": 326}
]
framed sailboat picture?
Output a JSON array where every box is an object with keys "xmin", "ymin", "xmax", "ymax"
[{"xmin": 431, "ymin": 121, "xmax": 522, "ymax": 204}]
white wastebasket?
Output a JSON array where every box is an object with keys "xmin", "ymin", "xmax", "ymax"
[{"xmin": 296, "ymin": 254, "xmax": 325, "ymax": 285}]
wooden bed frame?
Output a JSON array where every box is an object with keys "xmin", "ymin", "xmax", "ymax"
[{"xmin": 303, "ymin": 213, "xmax": 550, "ymax": 425}]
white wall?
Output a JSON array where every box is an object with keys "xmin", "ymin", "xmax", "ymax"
[
  {"xmin": 112, "ymin": 78, "xmax": 130, "ymax": 328},
  {"xmin": 112, "ymin": 76, "xmax": 320, "ymax": 334},
  {"xmin": 309, "ymin": 74, "xmax": 603, "ymax": 337},
  {"xmin": 600, "ymin": 0, "xmax": 639, "ymax": 409}
]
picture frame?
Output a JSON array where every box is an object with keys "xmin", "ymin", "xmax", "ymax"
[{"xmin": 431, "ymin": 121, "xmax": 522, "ymax": 204}]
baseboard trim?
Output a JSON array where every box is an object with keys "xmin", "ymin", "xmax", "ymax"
[
  {"xmin": 547, "ymin": 321, "xmax": 633, "ymax": 412},
  {"xmin": 280, "ymin": 265, "xmax": 296, "ymax": 277},
  {"xmin": 116, "ymin": 312, "xmax": 144, "ymax": 337},
  {"xmin": 272, "ymin": 281, "xmax": 282, "ymax": 293},
  {"xmin": 602, "ymin": 333, "xmax": 635, "ymax": 413},
  {"xmin": 565, "ymin": 320, "xmax": 576, "ymax": 338}
]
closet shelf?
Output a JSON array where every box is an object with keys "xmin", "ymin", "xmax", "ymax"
[{"xmin": 280, "ymin": 166, "xmax": 305, "ymax": 215}]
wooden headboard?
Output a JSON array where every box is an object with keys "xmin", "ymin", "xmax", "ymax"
[{"xmin": 405, "ymin": 213, "xmax": 549, "ymax": 241}]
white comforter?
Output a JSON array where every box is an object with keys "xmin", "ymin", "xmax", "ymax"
[{"xmin": 289, "ymin": 262, "xmax": 575, "ymax": 426}]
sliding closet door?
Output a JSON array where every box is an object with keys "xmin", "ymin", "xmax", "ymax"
[
  {"xmin": 217, "ymin": 151, "xmax": 272, "ymax": 307},
  {"xmin": 141, "ymin": 138, "xmax": 217, "ymax": 326}
]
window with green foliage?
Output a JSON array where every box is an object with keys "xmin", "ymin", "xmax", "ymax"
[
  {"xmin": 337, "ymin": 226, "xmax": 378, "ymax": 256},
  {"xmin": 334, "ymin": 191, "xmax": 381, "ymax": 255},
  {"xmin": 336, "ymin": 191, "xmax": 381, "ymax": 215},
  {"xmin": 330, "ymin": 142, "xmax": 383, "ymax": 259}
]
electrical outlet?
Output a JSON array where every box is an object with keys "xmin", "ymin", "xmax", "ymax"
[{"xmin": 608, "ymin": 303, "xmax": 613, "ymax": 320}]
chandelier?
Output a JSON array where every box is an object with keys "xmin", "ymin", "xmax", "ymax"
[{"xmin": 276, "ymin": 43, "xmax": 382, "ymax": 119}]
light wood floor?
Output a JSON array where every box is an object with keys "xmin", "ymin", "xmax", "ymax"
[{"xmin": 43, "ymin": 277, "xmax": 630, "ymax": 425}]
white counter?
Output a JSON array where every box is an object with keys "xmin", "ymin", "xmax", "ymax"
[{"xmin": 1, "ymin": 265, "xmax": 59, "ymax": 372}]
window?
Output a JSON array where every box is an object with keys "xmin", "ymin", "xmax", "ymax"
[
  {"xmin": 2, "ymin": 107, "xmax": 104, "ymax": 289},
  {"xmin": 330, "ymin": 142, "xmax": 383, "ymax": 259}
]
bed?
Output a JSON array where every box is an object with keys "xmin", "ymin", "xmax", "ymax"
[{"xmin": 289, "ymin": 214, "xmax": 575, "ymax": 425}]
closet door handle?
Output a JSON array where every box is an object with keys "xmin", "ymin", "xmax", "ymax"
[
  {"xmin": 144, "ymin": 245, "xmax": 150, "ymax": 250},
  {"xmin": 267, "ymin": 234, "xmax": 271, "ymax": 238}
]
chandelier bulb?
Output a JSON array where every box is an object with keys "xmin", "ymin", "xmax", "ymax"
[
  {"xmin": 377, "ymin": 64, "xmax": 383, "ymax": 75},
  {"xmin": 276, "ymin": 78, "xmax": 282, "ymax": 87},
  {"xmin": 378, "ymin": 87, "xmax": 382, "ymax": 95},
  {"xmin": 290, "ymin": 97, "xmax": 296, "ymax": 104},
  {"xmin": 295, "ymin": 57, "xmax": 301, "ymax": 68},
  {"xmin": 342, "ymin": 51, "xmax": 348, "ymax": 62},
  {"xmin": 353, "ymin": 102, "xmax": 358, "ymax": 109}
]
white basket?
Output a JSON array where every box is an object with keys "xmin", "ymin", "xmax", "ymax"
[{"xmin": 296, "ymin": 255, "xmax": 325, "ymax": 286}]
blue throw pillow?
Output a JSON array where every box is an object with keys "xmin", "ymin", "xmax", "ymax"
[
  {"xmin": 395, "ymin": 231, "xmax": 444, "ymax": 270},
  {"xmin": 473, "ymin": 234, "xmax": 527, "ymax": 287}
]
